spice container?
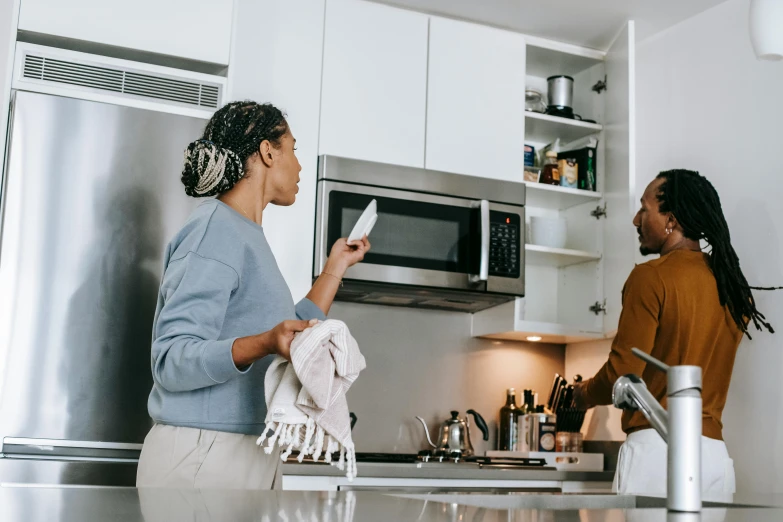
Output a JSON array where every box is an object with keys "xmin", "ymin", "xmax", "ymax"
[
  {"xmin": 527, "ymin": 412, "xmax": 557, "ymax": 452},
  {"xmin": 539, "ymin": 151, "xmax": 560, "ymax": 185},
  {"xmin": 556, "ymin": 432, "xmax": 570, "ymax": 452},
  {"xmin": 568, "ymin": 432, "xmax": 584, "ymax": 453}
]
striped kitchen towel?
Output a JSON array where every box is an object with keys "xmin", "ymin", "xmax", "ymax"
[{"xmin": 257, "ymin": 319, "xmax": 366, "ymax": 480}]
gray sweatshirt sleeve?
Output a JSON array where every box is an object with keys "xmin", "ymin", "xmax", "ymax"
[
  {"xmin": 151, "ymin": 252, "xmax": 249, "ymax": 392},
  {"xmin": 295, "ymin": 298, "xmax": 327, "ymax": 321}
]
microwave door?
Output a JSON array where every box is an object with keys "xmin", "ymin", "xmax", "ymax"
[{"xmin": 315, "ymin": 181, "xmax": 483, "ymax": 291}]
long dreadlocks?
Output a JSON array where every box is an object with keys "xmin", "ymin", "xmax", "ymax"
[{"xmin": 656, "ymin": 169, "xmax": 781, "ymax": 338}]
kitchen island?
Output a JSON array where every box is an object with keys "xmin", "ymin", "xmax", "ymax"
[{"xmin": 2, "ymin": 486, "xmax": 782, "ymax": 522}]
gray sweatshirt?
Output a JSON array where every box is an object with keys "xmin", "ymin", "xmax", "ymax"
[{"xmin": 147, "ymin": 199, "xmax": 325, "ymax": 435}]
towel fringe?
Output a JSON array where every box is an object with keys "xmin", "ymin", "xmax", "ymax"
[
  {"xmin": 256, "ymin": 421, "xmax": 357, "ymax": 482},
  {"xmin": 312, "ymin": 426, "xmax": 325, "ymax": 462},
  {"xmin": 256, "ymin": 421, "xmax": 276, "ymax": 447},
  {"xmin": 263, "ymin": 422, "xmax": 284, "ymax": 454}
]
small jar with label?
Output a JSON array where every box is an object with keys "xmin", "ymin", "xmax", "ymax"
[
  {"xmin": 539, "ymin": 151, "xmax": 560, "ymax": 186},
  {"xmin": 568, "ymin": 432, "xmax": 584, "ymax": 453}
]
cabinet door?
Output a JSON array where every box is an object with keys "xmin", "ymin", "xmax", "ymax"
[
  {"xmin": 18, "ymin": 0, "xmax": 234, "ymax": 64},
  {"xmin": 425, "ymin": 17, "xmax": 526, "ymax": 180},
  {"xmin": 319, "ymin": 0, "xmax": 428, "ymax": 168},
  {"xmin": 602, "ymin": 21, "xmax": 638, "ymax": 335}
]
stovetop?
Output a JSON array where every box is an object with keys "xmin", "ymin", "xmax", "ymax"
[
  {"xmin": 285, "ymin": 451, "xmax": 555, "ymax": 471},
  {"xmin": 353, "ymin": 451, "xmax": 550, "ymax": 470}
]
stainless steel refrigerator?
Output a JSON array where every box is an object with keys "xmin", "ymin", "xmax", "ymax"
[{"xmin": 0, "ymin": 90, "xmax": 205, "ymax": 486}]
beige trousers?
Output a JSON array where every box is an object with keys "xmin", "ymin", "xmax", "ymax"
[{"xmin": 136, "ymin": 424, "xmax": 282, "ymax": 490}]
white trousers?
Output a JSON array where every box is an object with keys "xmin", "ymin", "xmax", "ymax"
[
  {"xmin": 613, "ymin": 429, "xmax": 736, "ymax": 501},
  {"xmin": 136, "ymin": 424, "xmax": 282, "ymax": 490}
]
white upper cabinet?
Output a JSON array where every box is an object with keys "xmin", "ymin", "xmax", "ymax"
[
  {"xmin": 472, "ymin": 23, "xmax": 637, "ymax": 344},
  {"xmin": 319, "ymin": 0, "xmax": 428, "ymax": 168},
  {"xmin": 601, "ymin": 21, "xmax": 638, "ymax": 335},
  {"xmin": 425, "ymin": 17, "xmax": 526, "ymax": 180},
  {"xmin": 18, "ymin": 0, "xmax": 234, "ymax": 64}
]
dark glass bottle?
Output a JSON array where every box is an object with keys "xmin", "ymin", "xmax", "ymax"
[
  {"xmin": 498, "ymin": 388, "xmax": 521, "ymax": 451},
  {"xmin": 523, "ymin": 389, "xmax": 536, "ymax": 413}
]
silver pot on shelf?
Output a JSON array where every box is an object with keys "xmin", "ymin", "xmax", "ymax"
[{"xmin": 546, "ymin": 75, "xmax": 574, "ymax": 119}]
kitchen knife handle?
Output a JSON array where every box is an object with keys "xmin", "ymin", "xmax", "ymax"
[{"xmin": 547, "ymin": 374, "xmax": 561, "ymax": 411}]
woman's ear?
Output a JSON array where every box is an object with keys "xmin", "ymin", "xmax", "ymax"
[{"xmin": 258, "ymin": 140, "xmax": 274, "ymax": 168}]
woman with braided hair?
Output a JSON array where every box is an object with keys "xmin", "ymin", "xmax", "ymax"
[
  {"xmin": 574, "ymin": 169, "xmax": 779, "ymax": 499},
  {"xmin": 136, "ymin": 101, "xmax": 370, "ymax": 489}
]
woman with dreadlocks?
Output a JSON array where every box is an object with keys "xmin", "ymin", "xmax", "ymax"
[
  {"xmin": 136, "ymin": 101, "xmax": 370, "ymax": 489},
  {"xmin": 574, "ymin": 169, "xmax": 778, "ymax": 499}
]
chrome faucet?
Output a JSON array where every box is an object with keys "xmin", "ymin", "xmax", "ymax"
[{"xmin": 612, "ymin": 348, "xmax": 702, "ymax": 513}]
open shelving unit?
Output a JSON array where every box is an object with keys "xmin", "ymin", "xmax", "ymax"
[{"xmin": 473, "ymin": 39, "xmax": 626, "ymax": 345}]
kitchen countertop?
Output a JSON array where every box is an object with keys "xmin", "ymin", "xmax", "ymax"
[
  {"xmin": 2, "ymin": 486, "xmax": 783, "ymax": 522},
  {"xmin": 282, "ymin": 461, "xmax": 616, "ymax": 482}
]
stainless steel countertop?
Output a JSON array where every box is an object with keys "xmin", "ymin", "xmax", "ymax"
[
  {"xmin": 282, "ymin": 461, "xmax": 616, "ymax": 482},
  {"xmin": 1, "ymin": 487, "xmax": 782, "ymax": 522}
]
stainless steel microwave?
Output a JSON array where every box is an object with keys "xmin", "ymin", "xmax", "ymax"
[{"xmin": 313, "ymin": 156, "xmax": 525, "ymax": 313}]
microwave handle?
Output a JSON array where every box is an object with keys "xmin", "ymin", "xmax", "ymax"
[{"xmin": 470, "ymin": 199, "xmax": 490, "ymax": 283}]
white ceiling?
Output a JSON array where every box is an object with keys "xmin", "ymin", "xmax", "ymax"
[{"xmin": 372, "ymin": 0, "xmax": 731, "ymax": 50}]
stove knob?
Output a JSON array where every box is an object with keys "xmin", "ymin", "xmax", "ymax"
[
  {"xmin": 417, "ymin": 450, "xmax": 432, "ymax": 462},
  {"xmin": 449, "ymin": 451, "xmax": 462, "ymax": 463}
]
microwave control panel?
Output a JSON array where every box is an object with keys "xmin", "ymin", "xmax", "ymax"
[{"xmin": 489, "ymin": 211, "xmax": 521, "ymax": 278}]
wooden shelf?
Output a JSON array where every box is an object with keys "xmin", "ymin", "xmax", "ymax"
[
  {"xmin": 524, "ymin": 181, "xmax": 602, "ymax": 210},
  {"xmin": 525, "ymin": 244, "xmax": 601, "ymax": 267},
  {"xmin": 525, "ymin": 111, "xmax": 603, "ymax": 144},
  {"xmin": 478, "ymin": 320, "xmax": 606, "ymax": 345}
]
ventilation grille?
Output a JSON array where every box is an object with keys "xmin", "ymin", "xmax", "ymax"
[{"xmin": 22, "ymin": 53, "xmax": 221, "ymax": 109}]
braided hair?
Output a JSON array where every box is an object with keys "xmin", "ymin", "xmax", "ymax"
[
  {"xmin": 181, "ymin": 101, "xmax": 289, "ymax": 197},
  {"xmin": 656, "ymin": 169, "xmax": 781, "ymax": 338}
]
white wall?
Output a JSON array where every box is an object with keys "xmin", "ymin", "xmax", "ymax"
[
  {"xmin": 331, "ymin": 302, "xmax": 564, "ymax": 454},
  {"xmin": 227, "ymin": 0, "xmax": 326, "ymax": 302},
  {"xmin": 634, "ymin": 0, "xmax": 783, "ymax": 495}
]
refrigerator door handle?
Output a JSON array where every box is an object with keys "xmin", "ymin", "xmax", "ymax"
[
  {"xmin": 2, "ymin": 454, "xmax": 140, "ymax": 463},
  {"xmin": 2, "ymin": 437, "xmax": 143, "ymax": 462},
  {"xmin": 3, "ymin": 437, "xmax": 143, "ymax": 451}
]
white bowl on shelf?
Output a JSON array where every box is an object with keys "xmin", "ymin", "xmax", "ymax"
[{"xmin": 529, "ymin": 216, "xmax": 567, "ymax": 249}]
